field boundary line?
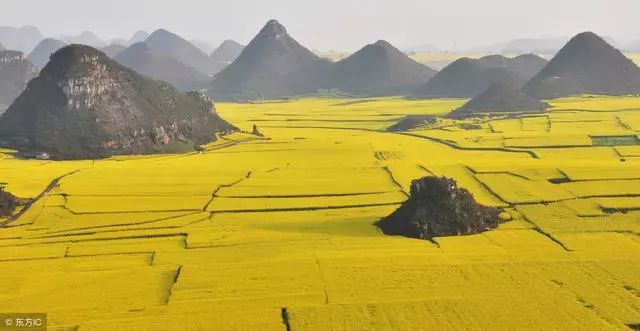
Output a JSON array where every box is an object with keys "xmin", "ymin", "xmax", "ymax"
[
  {"xmin": 211, "ymin": 202, "xmax": 401, "ymax": 214},
  {"xmin": 202, "ymin": 171, "xmax": 253, "ymax": 211},
  {"xmin": 259, "ymin": 125, "xmax": 541, "ymax": 158},
  {"xmin": 1, "ymin": 169, "xmax": 81, "ymax": 227}
]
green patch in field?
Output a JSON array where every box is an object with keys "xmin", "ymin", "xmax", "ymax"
[{"xmin": 591, "ymin": 135, "xmax": 640, "ymax": 146}]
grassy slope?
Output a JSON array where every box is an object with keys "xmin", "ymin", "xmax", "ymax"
[{"xmin": 1, "ymin": 96, "xmax": 639, "ymax": 329}]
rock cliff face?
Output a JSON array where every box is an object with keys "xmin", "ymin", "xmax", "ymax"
[
  {"xmin": 377, "ymin": 177, "xmax": 502, "ymax": 239},
  {"xmin": 0, "ymin": 45, "xmax": 236, "ymax": 159},
  {"xmin": 0, "ymin": 50, "xmax": 38, "ymax": 110}
]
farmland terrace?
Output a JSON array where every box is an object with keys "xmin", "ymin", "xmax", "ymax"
[{"xmin": 1, "ymin": 96, "xmax": 639, "ymax": 329}]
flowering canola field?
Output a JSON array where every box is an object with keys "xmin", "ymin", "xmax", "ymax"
[{"xmin": 1, "ymin": 97, "xmax": 639, "ymax": 330}]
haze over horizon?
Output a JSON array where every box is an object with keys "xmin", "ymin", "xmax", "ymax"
[{"xmin": 1, "ymin": 0, "xmax": 639, "ymax": 51}]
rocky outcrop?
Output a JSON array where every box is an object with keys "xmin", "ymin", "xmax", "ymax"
[
  {"xmin": 0, "ymin": 45, "xmax": 236, "ymax": 159},
  {"xmin": 251, "ymin": 124, "xmax": 264, "ymax": 137},
  {"xmin": 377, "ymin": 177, "xmax": 502, "ymax": 239},
  {"xmin": 0, "ymin": 51, "xmax": 38, "ymax": 110},
  {"xmin": 0, "ymin": 187, "xmax": 29, "ymax": 217}
]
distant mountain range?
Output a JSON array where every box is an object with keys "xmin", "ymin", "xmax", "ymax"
[
  {"xmin": 127, "ymin": 31, "xmax": 150, "ymax": 46},
  {"xmin": 113, "ymin": 29, "xmax": 229, "ymax": 91},
  {"xmin": 191, "ymin": 39, "xmax": 217, "ymax": 55},
  {"xmin": 107, "ymin": 31, "xmax": 150, "ymax": 48},
  {"xmin": 210, "ymin": 40, "xmax": 245, "ymax": 63},
  {"xmin": 0, "ymin": 26, "xmax": 44, "ymax": 54},
  {"xmin": 62, "ymin": 31, "xmax": 107, "ymax": 48},
  {"xmin": 468, "ymin": 36, "xmax": 638, "ymax": 54},
  {"xmin": 0, "ymin": 51, "xmax": 37, "ymax": 112},
  {"xmin": 0, "ymin": 22, "xmax": 639, "ymax": 106},
  {"xmin": 144, "ymin": 29, "xmax": 227, "ymax": 77},
  {"xmin": 416, "ymin": 54, "xmax": 547, "ymax": 98},
  {"xmin": 209, "ymin": 20, "xmax": 438, "ymax": 100},
  {"xmin": 0, "ymin": 26, "xmax": 242, "ymax": 93},
  {"xmin": 115, "ymin": 42, "xmax": 211, "ymax": 91},
  {"xmin": 101, "ymin": 44, "xmax": 127, "ymax": 58},
  {"xmin": 27, "ymin": 39, "xmax": 67, "ymax": 69}
]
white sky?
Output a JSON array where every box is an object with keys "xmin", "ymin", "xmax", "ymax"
[{"xmin": 1, "ymin": 0, "xmax": 639, "ymax": 51}]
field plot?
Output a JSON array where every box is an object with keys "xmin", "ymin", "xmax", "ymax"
[{"xmin": 1, "ymin": 96, "xmax": 639, "ymax": 329}]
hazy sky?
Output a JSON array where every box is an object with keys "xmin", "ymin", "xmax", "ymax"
[{"xmin": 1, "ymin": 0, "xmax": 639, "ymax": 51}]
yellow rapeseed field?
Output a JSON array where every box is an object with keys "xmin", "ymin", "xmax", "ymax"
[{"xmin": 1, "ymin": 96, "xmax": 639, "ymax": 330}]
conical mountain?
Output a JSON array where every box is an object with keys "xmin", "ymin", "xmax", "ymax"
[
  {"xmin": 0, "ymin": 45, "xmax": 236, "ymax": 159},
  {"xmin": 27, "ymin": 38, "xmax": 67, "ymax": 69},
  {"xmin": 101, "ymin": 44, "xmax": 127, "ymax": 58},
  {"xmin": 145, "ymin": 29, "xmax": 226, "ymax": 76},
  {"xmin": 210, "ymin": 40, "xmax": 245, "ymax": 63},
  {"xmin": 191, "ymin": 40, "xmax": 216, "ymax": 55},
  {"xmin": 128, "ymin": 31, "xmax": 149, "ymax": 46},
  {"xmin": 116, "ymin": 42, "xmax": 210, "ymax": 91},
  {"xmin": 210, "ymin": 20, "xmax": 330, "ymax": 100},
  {"xmin": 417, "ymin": 54, "xmax": 547, "ymax": 98},
  {"xmin": 508, "ymin": 54, "xmax": 549, "ymax": 77},
  {"xmin": 523, "ymin": 32, "xmax": 640, "ymax": 98},
  {"xmin": 328, "ymin": 40, "xmax": 437, "ymax": 96},
  {"xmin": 448, "ymin": 81, "xmax": 548, "ymax": 118},
  {"xmin": 0, "ymin": 51, "xmax": 37, "ymax": 111}
]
